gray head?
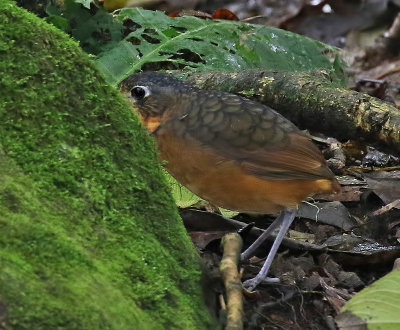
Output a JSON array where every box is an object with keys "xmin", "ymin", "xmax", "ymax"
[{"xmin": 119, "ymin": 72, "xmax": 197, "ymax": 117}]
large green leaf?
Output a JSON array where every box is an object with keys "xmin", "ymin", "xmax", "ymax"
[
  {"xmin": 46, "ymin": 0, "xmax": 123, "ymax": 55},
  {"xmin": 336, "ymin": 269, "xmax": 400, "ymax": 329},
  {"xmin": 96, "ymin": 8, "xmax": 345, "ymax": 86}
]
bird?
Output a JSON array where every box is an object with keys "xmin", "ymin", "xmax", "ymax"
[{"xmin": 119, "ymin": 72, "xmax": 340, "ymax": 290}]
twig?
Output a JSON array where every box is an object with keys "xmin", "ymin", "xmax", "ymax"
[
  {"xmin": 385, "ymin": 13, "xmax": 400, "ymax": 40},
  {"xmin": 220, "ymin": 233, "xmax": 244, "ymax": 330},
  {"xmin": 219, "ymin": 294, "xmax": 227, "ymax": 310},
  {"xmin": 372, "ymin": 199, "xmax": 400, "ymax": 216},
  {"xmin": 258, "ymin": 289, "xmax": 297, "ymax": 309}
]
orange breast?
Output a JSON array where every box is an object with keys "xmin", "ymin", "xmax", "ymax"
[{"xmin": 156, "ymin": 131, "xmax": 337, "ymax": 214}]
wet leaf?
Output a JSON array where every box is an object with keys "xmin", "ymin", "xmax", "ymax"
[
  {"xmin": 337, "ymin": 269, "xmax": 400, "ymax": 330},
  {"xmin": 212, "ymin": 9, "xmax": 239, "ymax": 21},
  {"xmin": 364, "ymin": 171, "xmax": 400, "ymax": 205},
  {"xmin": 298, "ymin": 201, "xmax": 356, "ymax": 231}
]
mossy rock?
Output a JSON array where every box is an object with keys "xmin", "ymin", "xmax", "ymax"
[{"xmin": 0, "ymin": 2, "xmax": 215, "ymax": 329}]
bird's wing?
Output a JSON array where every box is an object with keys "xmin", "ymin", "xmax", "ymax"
[{"xmin": 174, "ymin": 90, "xmax": 334, "ymax": 181}]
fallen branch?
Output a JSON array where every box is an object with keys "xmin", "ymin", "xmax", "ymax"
[
  {"xmin": 180, "ymin": 208, "xmax": 328, "ymax": 252},
  {"xmin": 220, "ymin": 233, "xmax": 244, "ymax": 330}
]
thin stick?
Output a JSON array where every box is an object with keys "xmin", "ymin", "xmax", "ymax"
[
  {"xmin": 220, "ymin": 233, "xmax": 244, "ymax": 330},
  {"xmin": 372, "ymin": 199, "xmax": 400, "ymax": 216}
]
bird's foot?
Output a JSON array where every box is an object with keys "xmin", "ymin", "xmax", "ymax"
[{"xmin": 242, "ymin": 276, "xmax": 280, "ymax": 291}]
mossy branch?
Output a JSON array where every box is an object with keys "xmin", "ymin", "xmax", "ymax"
[
  {"xmin": 220, "ymin": 233, "xmax": 244, "ymax": 330},
  {"xmin": 184, "ymin": 70, "xmax": 400, "ymax": 153}
]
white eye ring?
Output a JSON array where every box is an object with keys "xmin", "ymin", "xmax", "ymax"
[{"xmin": 130, "ymin": 85, "xmax": 151, "ymax": 100}]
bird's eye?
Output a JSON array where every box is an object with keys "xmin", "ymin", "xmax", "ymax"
[{"xmin": 131, "ymin": 86, "xmax": 150, "ymax": 100}]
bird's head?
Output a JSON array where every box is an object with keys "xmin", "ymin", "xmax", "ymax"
[{"xmin": 119, "ymin": 72, "xmax": 195, "ymax": 120}]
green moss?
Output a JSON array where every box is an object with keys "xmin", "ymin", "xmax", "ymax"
[{"xmin": 0, "ymin": 2, "xmax": 215, "ymax": 328}]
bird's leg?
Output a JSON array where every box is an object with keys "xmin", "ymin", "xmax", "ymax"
[
  {"xmin": 240, "ymin": 211, "xmax": 286, "ymax": 261},
  {"xmin": 242, "ymin": 208, "xmax": 297, "ymax": 291}
]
